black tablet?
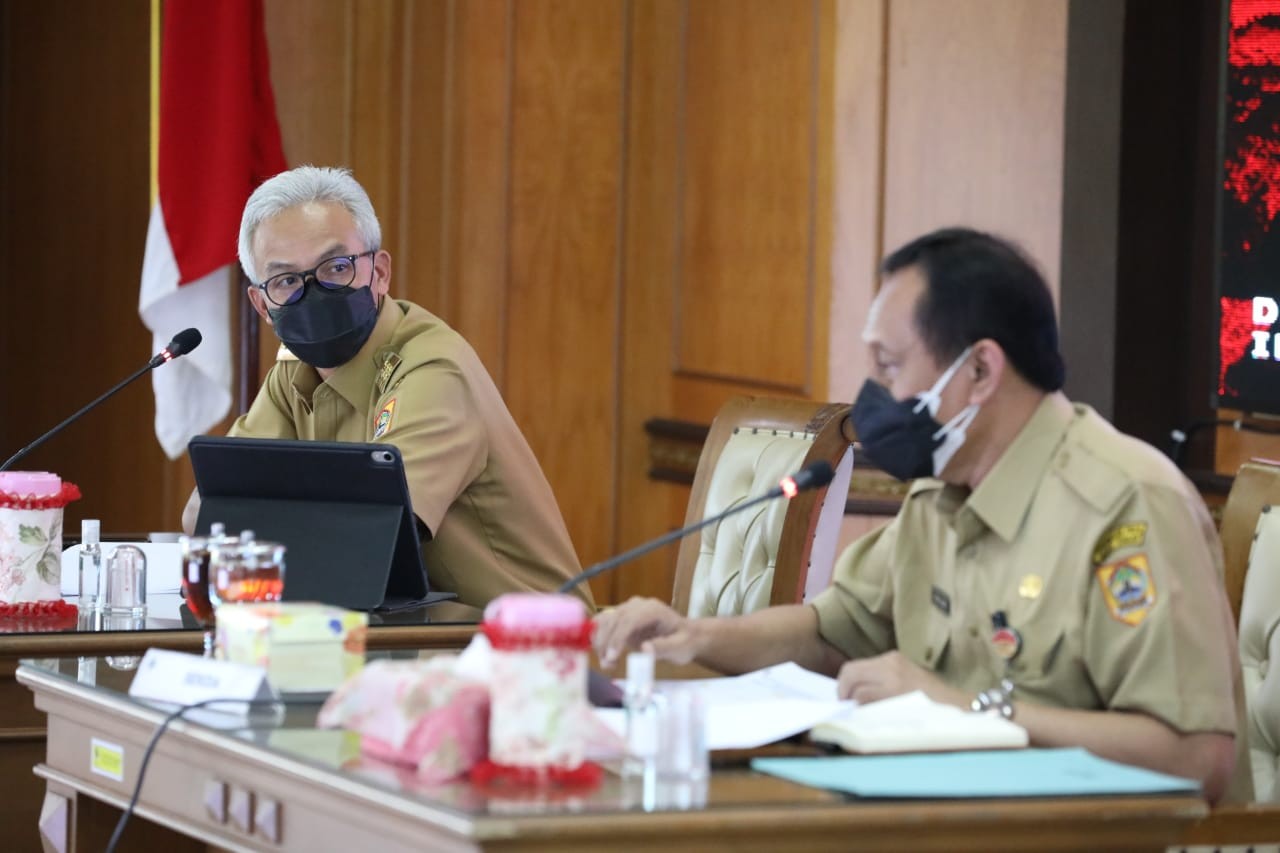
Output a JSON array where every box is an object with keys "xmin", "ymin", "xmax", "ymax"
[{"xmin": 188, "ymin": 436, "xmax": 452, "ymax": 612}]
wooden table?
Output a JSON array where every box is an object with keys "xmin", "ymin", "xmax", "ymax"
[
  {"xmin": 19, "ymin": 658, "xmax": 1208, "ymax": 853},
  {"xmin": 0, "ymin": 597, "xmax": 476, "ymax": 852}
]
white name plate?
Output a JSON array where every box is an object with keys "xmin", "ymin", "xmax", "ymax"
[{"xmin": 129, "ymin": 648, "xmax": 276, "ymax": 712}]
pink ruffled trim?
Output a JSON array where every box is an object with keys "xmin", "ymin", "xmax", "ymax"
[
  {"xmin": 0, "ymin": 600, "xmax": 78, "ymax": 633},
  {"xmin": 469, "ymin": 758, "xmax": 602, "ymax": 788},
  {"xmin": 481, "ymin": 619, "xmax": 594, "ymax": 651},
  {"xmin": 0, "ymin": 482, "xmax": 82, "ymax": 510}
]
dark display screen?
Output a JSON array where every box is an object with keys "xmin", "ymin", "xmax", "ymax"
[{"xmin": 1218, "ymin": 0, "xmax": 1280, "ymax": 413}]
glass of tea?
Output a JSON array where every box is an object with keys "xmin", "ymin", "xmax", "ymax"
[
  {"xmin": 179, "ymin": 524, "xmax": 228, "ymax": 657},
  {"xmin": 213, "ymin": 534, "xmax": 286, "ymax": 605}
]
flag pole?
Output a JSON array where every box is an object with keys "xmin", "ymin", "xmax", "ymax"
[{"xmin": 149, "ymin": 0, "xmax": 160, "ymax": 208}]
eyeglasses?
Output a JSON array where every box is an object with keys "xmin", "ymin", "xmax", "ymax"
[{"xmin": 253, "ymin": 250, "xmax": 376, "ymax": 307}]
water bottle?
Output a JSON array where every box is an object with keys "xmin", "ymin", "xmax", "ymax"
[
  {"xmin": 623, "ymin": 651, "xmax": 660, "ymax": 778},
  {"xmin": 78, "ymin": 519, "xmax": 102, "ymax": 611}
]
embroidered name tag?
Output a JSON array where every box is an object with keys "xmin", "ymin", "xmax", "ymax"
[{"xmin": 930, "ymin": 586, "xmax": 951, "ymax": 615}]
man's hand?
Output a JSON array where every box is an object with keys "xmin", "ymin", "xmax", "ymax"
[
  {"xmin": 836, "ymin": 651, "xmax": 969, "ymax": 708},
  {"xmin": 593, "ymin": 597, "xmax": 701, "ymax": 668}
]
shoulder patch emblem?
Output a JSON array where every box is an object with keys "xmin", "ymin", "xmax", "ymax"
[
  {"xmin": 1095, "ymin": 553, "xmax": 1156, "ymax": 627},
  {"xmin": 1091, "ymin": 521, "xmax": 1147, "ymax": 565},
  {"xmin": 373, "ymin": 398, "xmax": 397, "ymax": 439}
]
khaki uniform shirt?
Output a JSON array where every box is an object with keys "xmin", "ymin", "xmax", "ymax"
[
  {"xmin": 229, "ymin": 299, "xmax": 592, "ymax": 612},
  {"xmin": 812, "ymin": 398, "xmax": 1251, "ymax": 800}
]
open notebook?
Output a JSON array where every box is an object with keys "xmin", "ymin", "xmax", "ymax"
[
  {"xmin": 593, "ymin": 663, "xmax": 1027, "ymax": 754},
  {"xmin": 810, "ymin": 689, "xmax": 1028, "ymax": 754}
]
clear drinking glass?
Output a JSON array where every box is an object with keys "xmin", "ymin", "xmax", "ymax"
[
  {"xmin": 102, "ymin": 545, "xmax": 147, "ymax": 618},
  {"xmin": 179, "ymin": 524, "xmax": 228, "ymax": 657}
]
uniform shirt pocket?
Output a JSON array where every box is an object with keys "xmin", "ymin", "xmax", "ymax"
[
  {"xmin": 1004, "ymin": 622, "xmax": 1095, "ymax": 709},
  {"xmin": 897, "ymin": 610, "xmax": 953, "ymax": 673}
]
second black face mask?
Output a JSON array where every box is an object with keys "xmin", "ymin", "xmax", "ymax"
[
  {"xmin": 850, "ymin": 379, "xmax": 944, "ymax": 481},
  {"xmin": 849, "ymin": 346, "xmax": 977, "ymax": 481},
  {"xmin": 269, "ymin": 284, "xmax": 379, "ymax": 369}
]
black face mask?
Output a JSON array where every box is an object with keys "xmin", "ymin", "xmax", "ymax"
[
  {"xmin": 849, "ymin": 347, "xmax": 978, "ymax": 482},
  {"xmin": 268, "ymin": 284, "xmax": 379, "ymax": 369}
]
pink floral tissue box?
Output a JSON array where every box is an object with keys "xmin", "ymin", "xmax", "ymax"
[
  {"xmin": 0, "ymin": 472, "xmax": 80, "ymax": 604},
  {"xmin": 317, "ymin": 656, "xmax": 490, "ymax": 783}
]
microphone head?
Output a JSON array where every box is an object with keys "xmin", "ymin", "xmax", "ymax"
[
  {"xmin": 797, "ymin": 460, "xmax": 836, "ymax": 490},
  {"xmin": 779, "ymin": 460, "xmax": 837, "ymax": 498},
  {"xmin": 166, "ymin": 328, "xmax": 203, "ymax": 358}
]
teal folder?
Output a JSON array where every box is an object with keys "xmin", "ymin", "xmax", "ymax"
[{"xmin": 751, "ymin": 747, "xmax": 1200, "ymax": 799}]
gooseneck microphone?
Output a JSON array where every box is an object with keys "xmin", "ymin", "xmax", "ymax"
[
  {"xmin": 0, "ymin": 328, "xmax": 203, "ymax": 473},
  {"xmin": 148, "ymin": 327, "xmax": 202, "ymax": 367},
  {"xmin": 557, "ymin": 459, "xmax": 836, "ymax": 594}
]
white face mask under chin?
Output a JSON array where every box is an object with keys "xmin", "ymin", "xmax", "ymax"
[{"xmin": 931, "ymin": 402, "xmax": 979, "ymax": 476}]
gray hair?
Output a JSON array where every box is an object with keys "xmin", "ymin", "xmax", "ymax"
[{"xmin": 238, "ymin": 165, "xmax": 382, "ymax": 282}]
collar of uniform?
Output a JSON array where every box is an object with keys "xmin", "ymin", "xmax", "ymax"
[
  {"xmin": 960, "ymin": 394, "xmax": 1074, "ymax": 543},
  {"xmin": 318, "ymin": 298, "xmax": 404, "ymax": 410}
]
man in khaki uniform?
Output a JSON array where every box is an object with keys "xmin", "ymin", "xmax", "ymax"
[
  {"xmin": 183, "ymin": 166, "xmax": 590, "ymax": 613},
  {"xmin": 595, "ymin": 228, "xmax": 1244, "ymax": 802}
]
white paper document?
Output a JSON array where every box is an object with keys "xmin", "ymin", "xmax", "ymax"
[{"xmin": 595, "ymin": 662, "xmax": 852, "ymax": 750}]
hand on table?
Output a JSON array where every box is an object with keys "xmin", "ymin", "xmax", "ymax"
[
  {"xmin": 592, "ymin": 597, "xmax": 700, "ymax": 669},
  {"xmin": 836, "ymin": 650, "xmax": 968, "ymax": 709}
]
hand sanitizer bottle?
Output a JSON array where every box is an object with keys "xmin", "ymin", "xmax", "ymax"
[
  {"xmin": 623, "ymin": 651, "xmax": 660, "ymax": 778},
  {"xmin": 78, "ymin": 519, "xmax": 102, "ymax": 612}
]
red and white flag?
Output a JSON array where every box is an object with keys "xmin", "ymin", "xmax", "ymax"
[{"xmin": 139, "ymin": 0, "xmax": 286, "ymax": 458}]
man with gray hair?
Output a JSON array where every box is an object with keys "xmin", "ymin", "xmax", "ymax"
[{"xmin": 183, "ymin": 165, "xmax": 591, "ymax": 613}]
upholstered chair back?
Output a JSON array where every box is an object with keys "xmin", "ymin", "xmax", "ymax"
[
  {"xmin": 1241, "ymin": 503, "xmax": 1280, "ymax": 802},
  {"xmin": 671, "ymin": 397, "xmax": 854, "ymax": 618},
  {"xmin": 1220, "ymin": 461, "xmax": 1280, "ymax": 626}
]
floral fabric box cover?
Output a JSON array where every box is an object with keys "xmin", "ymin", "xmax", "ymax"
[
  {"xmin": 317, "ymin": 656, "xmax": 490, "ymax": 783},
  {"xmin": 0, "ymin": 472, "xmax": 80, "ymax": 604}
]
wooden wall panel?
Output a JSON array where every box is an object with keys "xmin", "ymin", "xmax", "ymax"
[
  {"xmin": 262, "ymin": 0, "xmax": 352, "ymax": 169},
  {"xmin": 616, "ymin": 0, "xmax": 688, "ymax": 602},
  {"xmin": 504, "ymin": 0, "xmax": 626, "ymax": 573},
  {"xmin": 676, "ymin": 0, "xmax": 820, "ymax": 393},
  {"xmin": 881, "ymin": 0, "xmax": 1068, "ymax": 299},
  {"xmin": 0, "ymin": 0, "xmax": 168, "ymax": 533},
  {"xmin": 395, "ymin": 0, "xmax": 448, "ymax": 307},
  {"xmin": 827, "ymin": 0, "xmax": 886, "ymax": 403},
  {"xmin": 615, "ymin": 0, "xmax": 836, "ymax": 603},
  {"xmin": 349, "ymin": 0, "xmax": 408, "ymax": 281},
  {"xmin": 440, "ymin": 0, "xmax": 512, "ymax": 378}
]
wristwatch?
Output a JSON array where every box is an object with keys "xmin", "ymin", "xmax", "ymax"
[{"xmin": 971, "ymin": 678, "xmax": 1016, "ymax": 720}]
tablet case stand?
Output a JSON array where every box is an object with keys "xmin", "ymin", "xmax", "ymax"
[{"xmin": 197, "ymin": 495, "xmax": 438, "ymax": 612}]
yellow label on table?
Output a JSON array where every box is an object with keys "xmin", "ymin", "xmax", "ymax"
[{"xmin": 90, "ymin": 737, "xmax": 124, "ymax": 782}]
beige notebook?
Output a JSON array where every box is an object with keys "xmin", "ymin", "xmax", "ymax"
[{"xmin": 809, "ymin": 690, "xmax": 1029, "ymax": 754}]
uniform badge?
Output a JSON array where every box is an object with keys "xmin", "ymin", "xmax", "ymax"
[
  {"xmin": 1095, "ymin": 553, "xmax": 1156, "ymax": 627},
  {"xmin": 990, "ymin": 611, "xmax": 1022, "ymax": 662},
  {"xmin": 1091, "ymin": 521, "xmax": 1148, "ymax": 565},
  {"xmin": 1018, "ymin": 574, "xmax": 1043, "ymax": 600},
  {"xmin": 376, "ymin": 353, "xmax": 401, "ymax": 395},
  {"xmin": 373, "ymin": 398, "xmax": 396, "ymax": 439}
]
